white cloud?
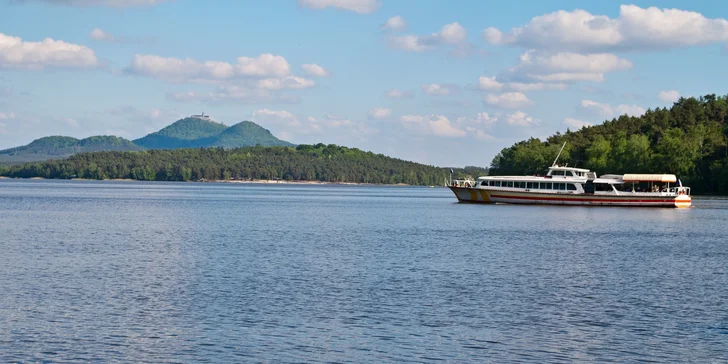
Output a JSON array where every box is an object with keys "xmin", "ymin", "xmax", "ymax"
[
  {"xmin": 510, "ymin": 50, "xmax": 632, "ymax": 83},
  {"xmin": 580, "ymin": 99, "xmax": 646, "ymax": 117},
  {"xmin": 382, "ymin": 15, "xmax": 406, "ymax": 31},
  {"xmin": 658, "ymin": 89, "xmax": 680, "ymax": 103},
  {"xmin": 367, "ymin": 107, "xmax": 392, "ymax": 119},
  {"xmin": 481, "ymin": 27, "xmax": 504, "ymax": 45},
  {"xmin": 389, "ymin": 22, "xmax": 467, "ymax": 52},
  {"xmin": 439, "ymin": 22, "xmax": 467, "ymax": 44},
  {"xmin": 0, "ymin": 112, "xmax": 16, "ymax": 120},
  {"xmin": 126, "ymin": 53, "xmax": 292, "ymax": 82},
  {"xmin": 253, "ymin": 109, "xmax": 301, "ymax": 127},
  {"xmin": 528, "ymin": 72, "xmax": 605, "ymax": 82},
  {"xmin": 89, "ymin": 28, "xmax": 114, "ymax": 42},
  {"xmin": 522, "ymin": 51, "xmax": 632, "ymax": 73},
  {"xmin": 615, "ymin": 104, "xmax": 646, "ymax": 117},
  {"xmin": 0, "ymin": 33, "xmax": 98, "ymax": 69},
  {"xmin": 301, "ymin": 63, "xmax": 330, "ymax": 77},
  {"xmin": 478, "ymin": 76, "xmax": 503, "ymax": 91},
  {"xmin": 478, "ymin": 76, "xmax": 566, "ymax": 91},
  {"xmin": 456, "ymin": 112, "xmax": 497, "ymax": 128},
  {"xmin": 563, "ymin": 117, "xmax": 591, "ymax": 130},
  {"xmin": 506, "ymin": 81, "xmax": 567, "ymax": 91},
  {"xmin": 385, "ymin": 88, "xmax": 414, "ymax": 99},
  {"xmin": 297, "ymin": 0, "xmax": 379, "ymax": 14},
  {"xmin": 65, "ymin": 118, "xmax": 79, "ymax": 128},
  {"xmin": 482, "ymin": 5, "xmax": 728, "ymax": 52},
  {"xmin": 506, "ymin": 111, "xmax": 537, "ymax": 126},
  {"xmin": 257, "ymin": 76, "xmax": 315, "ymax": 90},
  {"xmin": 166, "ymin": 86, "xmax": 301, "ymax": 104},
  {"xmin": 236, "ymin": 54, "xmax": 291, "ymax": 77},
  {"xmin": 399, "ymin": 114, "xmax": 466, "ymax": 137},
  {"xmin": 302, "ymin": 114, "xmax": 376, "ymax": 137},
  {"xmin": 464, "ymin": 127, "xmax": 494, "ymax": 140},
  {"xmin": 399, "ymin": 114, "xmax": 424, "ymax": 123},
  {"xmin": 483, "ymin": 92, "xmax": 532, "ymax": 109},
  {"xmin": 20, "ymin": 0, "xmax": 168, "ymax": 7},
  {"xmin": 580, "ymin": 100, "xmax": 614, "ymax": 117},
  {"xmin": 421, "ymin": 83, "xmax": 453, "ymax": 96}
]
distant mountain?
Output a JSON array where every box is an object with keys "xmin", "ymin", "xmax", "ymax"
[
  {"xmin": 133, "ymin": 118, "xmax": 292, "ymax": 149},
  {"xmin": 0, "ymin": 135, "xmax": 142, "ymax": 165},
  {"xmin": 0, "ymin": 116, "xmax": 294, "ymax": 165},
  {"xmin": 206, "ymin": 121, "xmax": 294, "ymax": 148},
  {"xmin": 132, "ymin": 117, "xmax": 228, "ymax": 149}
]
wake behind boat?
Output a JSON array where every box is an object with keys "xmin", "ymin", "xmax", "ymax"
[{"xmin": 447, "ymin": 144, "xmax": 692, "ymax": 208}]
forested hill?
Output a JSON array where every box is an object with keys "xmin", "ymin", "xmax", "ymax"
[
  {"xmin": 0, "ymin": 144, "xmax": 487, "ymax": 185},
  {"xmin": 0, "ymin": 135, "xmax": 142, "ymax": 165},
  {"xmin": 0, "ymin": 118, "xmax": 293, "ymax": 165},
  {"xmin": 489, "ymin": 94, "xmax": 728, "ymax": 194},
  {"xmin": 132, "ymin": 117, "xmax": 293, "ymax": 149}
]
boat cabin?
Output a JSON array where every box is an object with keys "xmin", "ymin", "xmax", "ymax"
[
  {"xmin": 546, "ymin": 166, "xmax": 590, "ymax": 178},
  {"xmin": 468, "ymin": 166, "xmax": 690, "ymax": 196}
]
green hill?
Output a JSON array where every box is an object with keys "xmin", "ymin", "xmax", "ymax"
[
  {"xmin": 207, "ymin": 121, "xmax": 294, "ymax": 148},
  {"xmin": 0, "ymin": 144, "xmax": 487, "ymax": 185},
  {"xmin": 132, "ymin": 117, "xmax": 228, "ymax": 149},
  {"xmin": 489, "ymin": 94, "xmax": 728, "ymax": 194},
  {"xmin": 133, "ymin": 117, "xmax": 293, "ymax": 150},
  {"xmin": 0, "ymin": 117, "xmax": 294, "ymax": 165},
  {"xmin": 0, "ymin": 135, "xmax": 142, "ymax": 165}
]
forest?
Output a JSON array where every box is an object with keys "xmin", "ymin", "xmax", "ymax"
[
  {"xmin": 489, "ymin": 94, "xmax": 728, "ymax": 194},
  {"xmin": 0, "ymin": 144, "xmax": 486, "ymax": 186}
]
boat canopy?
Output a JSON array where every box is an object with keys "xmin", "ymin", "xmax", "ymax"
[{"xmin": 622, "ymin": 174, "xmax": 677, "ymax": 183}]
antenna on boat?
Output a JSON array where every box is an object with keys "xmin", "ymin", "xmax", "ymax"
[{"xmin": 552, "ymin": 142, "xmax": 567, "ymax": 167}]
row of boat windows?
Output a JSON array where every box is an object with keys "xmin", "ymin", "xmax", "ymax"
[
  {"xmin": 482, "ymin": 180, "xmax": 578, "ymax": 191},
  {"xmin": 549, "ymin": 170, "xmax": 584, "ymax": 177}
]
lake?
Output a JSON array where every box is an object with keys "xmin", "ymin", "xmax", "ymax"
[{"xmin": 1, "ymin": 179, "xmax": 727, "ymax": 362}]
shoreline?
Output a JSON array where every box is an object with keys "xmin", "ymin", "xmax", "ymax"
[
  {"xmin": 215, "ymin": 179, "xmax": 410, "ymax": 186},
  {"xmin": 0, "ymin": 176, "xmax": 416, "ymax": 187}
]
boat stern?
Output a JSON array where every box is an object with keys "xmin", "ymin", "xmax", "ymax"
[{"xmin": 674, "ymin": 194, "xmax": 692, "ymax": 208}]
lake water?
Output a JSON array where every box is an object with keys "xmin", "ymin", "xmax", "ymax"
[{"xmin": 1, "ymin": 179, "xmax": 727, "ymax": 363}]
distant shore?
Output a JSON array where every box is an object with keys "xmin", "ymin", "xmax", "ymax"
[
  {"xmin": 216, "ymin": 179, "xmax": 411, "ymax": 186},
  {"xmin": 0, "ymin": 176, "xmax": 415, "ymax": 186}
]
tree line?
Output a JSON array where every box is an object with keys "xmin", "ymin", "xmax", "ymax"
[
  {"xmin": 0, "ymin": 144, "xmax": 487, "ymax": 186},
  {"xmin": 489, "ymin": 94, "xmax": 728, "ymax": 194}
]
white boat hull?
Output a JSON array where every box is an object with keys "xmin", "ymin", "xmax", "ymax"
[{"xmin": 449, "ymin": 187, "xmax": 691, "ymax": 208}]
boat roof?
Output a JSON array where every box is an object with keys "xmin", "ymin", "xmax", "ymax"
[
  {"xmin": 623, "ymin": 174, "xmax": 677, "ymax": 183},
  {"xmin": 548, "ymin": 165, "xmax": 590, "ymax": 172}
]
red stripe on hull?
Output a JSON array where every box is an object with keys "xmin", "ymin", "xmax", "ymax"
[{"xmin": 488, "ymin": 194, "xmax": 676, "ymax": 204}]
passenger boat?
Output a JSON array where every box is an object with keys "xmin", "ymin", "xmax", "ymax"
[
  {"xmin": 447, "ymin": 145, "xmax": 691, "ymax": 208},
  {"xmin": 448, "ymin": 166, "xmax": 691, "ymax": 208}
]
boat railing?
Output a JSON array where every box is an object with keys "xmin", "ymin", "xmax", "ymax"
[
  {"xmin": 448, "ymin": 179, "xmax": 475, "ymax": 188},
  {"xmin": 613, "ymin": 186, "xmax": 690, "ymax": 196}
]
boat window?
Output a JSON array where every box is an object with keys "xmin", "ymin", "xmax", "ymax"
[
  {"xmin": 556, "ymin": 183, "xmax": 566, "ymax": 190},
  {"xmin": 542, "ymin": 182, "xmax": 553, "ymax": 189},
  {"xmin": 567, "ymin": 183, "xmax": 577, "ymax": 191},
  {"xmin": 495, "ymin": 181, "xmax": 501, "ymax": 187},
  {"xmin": 517, "ymin": 182, "xmax": 526, "ymax": 188},
  {"xmin": 481, "ymin": 181, "xmax": 488, "ymax": 186},
  {"xmin": 506, "ymin": 181, "xmax": 514, "ymax": 187},
  {"xmin": 552, "ymin": 170, "xmax": 564, "ymax": 176},
  {"xmin": 526, "ymin": 182, "xmax": 534, "ymax": 189}
]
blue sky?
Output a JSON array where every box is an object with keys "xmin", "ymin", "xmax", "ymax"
[{"xmin": 1, "ymin": 0, "xmax": 727, "ymax": 167}]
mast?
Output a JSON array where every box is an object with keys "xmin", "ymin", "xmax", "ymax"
[{"xmin": 552, "ymin": 142, "xmax": 567, "ymax": 167}]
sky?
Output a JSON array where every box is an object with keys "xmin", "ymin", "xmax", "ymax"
[{"xmin": 0, "ymin": 0, "xmax": 727, "ymax": 167}]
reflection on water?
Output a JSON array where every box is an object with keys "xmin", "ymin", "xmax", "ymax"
[{"xmin": 1, "ymin": 179, "xmax": 727, "ymax": 363}]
